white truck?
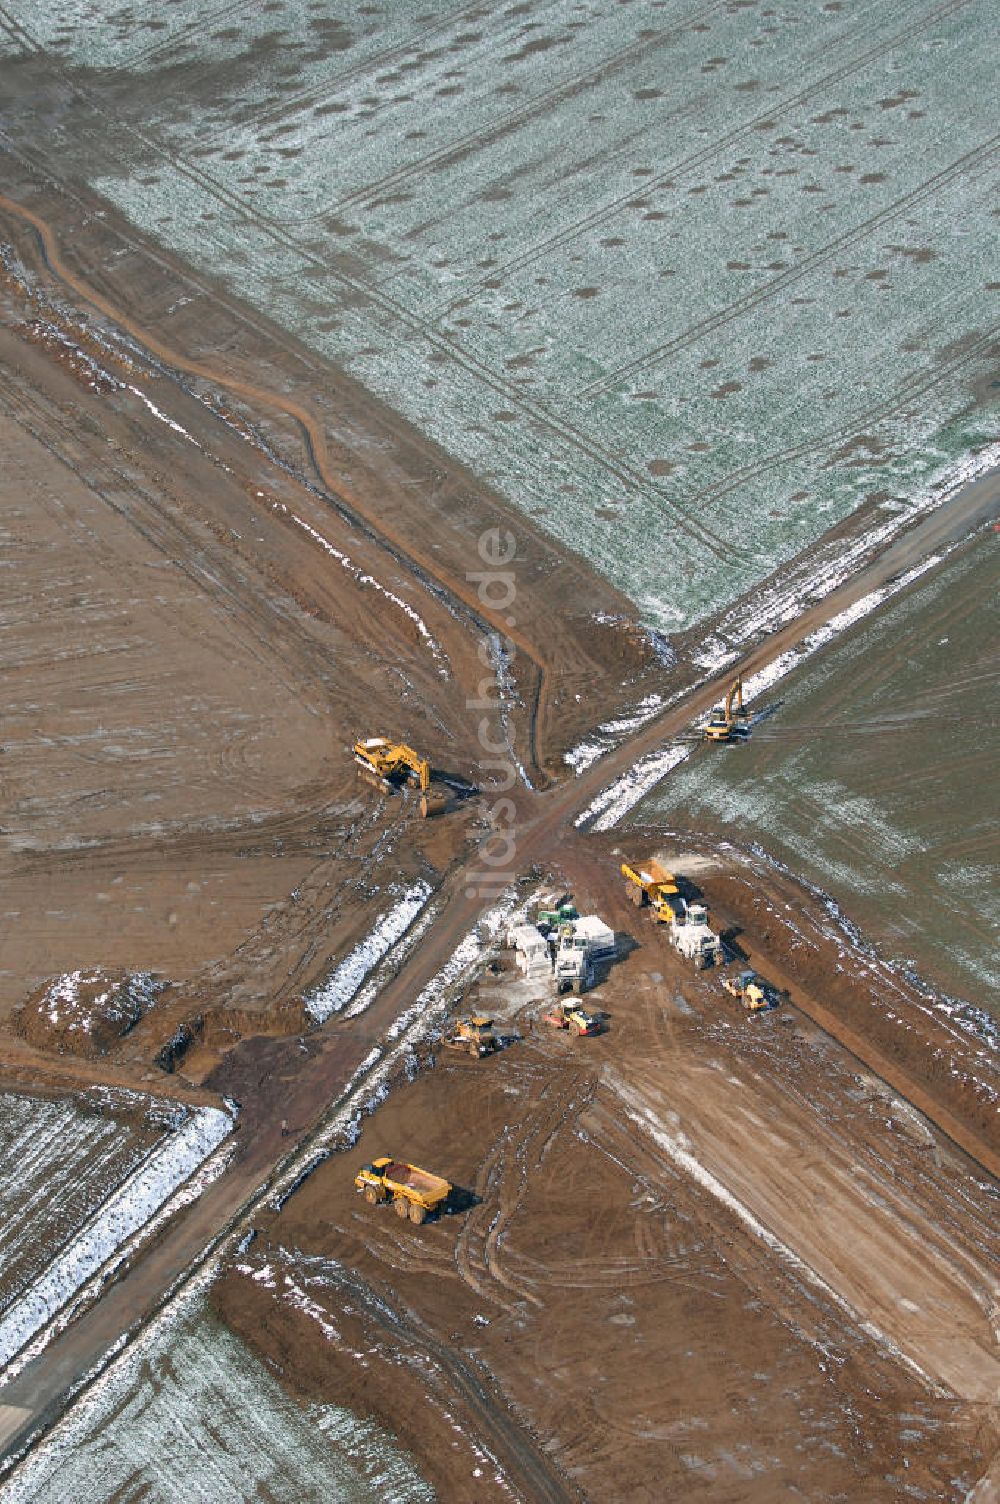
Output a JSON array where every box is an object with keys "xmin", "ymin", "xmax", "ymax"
[
  {"xmin": 553, "ymin": 915, "xmax": 616, "ymax": 995},
  {"xmin": 555, "ymin": 935, "xmax": 596, "ymax": 995},
  {"xmin": 510, "ymin": 922, "xmax": 549, "ymax": 977},
  {"xmin": 669, "ymin": 902, "xmax": 721, "ymax": 970}
]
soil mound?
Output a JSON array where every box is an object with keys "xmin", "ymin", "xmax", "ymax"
[{"xmin": 15, "ymin": 969, "xmax": 167, "ymax": 1057}]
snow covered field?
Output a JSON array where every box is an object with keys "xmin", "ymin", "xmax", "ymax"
[
  {"xmin": 0, "ymin": 1091, "xmax": 162, "ymax": 1320},
  {"xmin": 2, "ymin": 1287, "xmax": 432, "ymax": 1504},
  {"xmin": 0, "ymin": 1090, "xmax": 233, "ymax": 1376},
  {"xmin": 0, "ymin": 0, "xmax": 995, "ymax": 630}
]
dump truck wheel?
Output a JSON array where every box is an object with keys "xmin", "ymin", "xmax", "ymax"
[
  {"xmin": 394, "ymin": 1196, "xmax": 410, "ymax": 1219},
  {"xmin": 629, "ymin": 886, "xmax": 643, "ymax": 906},
  {"xmin": 468, "ymin": 1042, "xmax": 479, "ymax": 1058},
  {"xmin": 364, "ymin": 1186, "xmax": 382, "ymax": 1206},
  {"xmin": 408, "ymin": 1203, "xmax": 427, "ymax": 1225}
]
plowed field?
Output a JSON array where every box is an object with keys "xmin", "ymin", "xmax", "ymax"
[
  {"xmin": 0, "ymin": 0, "xmax": 996, "ymax": 627},
  {"xmin": 635, "ymin": 533, "xmax": 999, "ymax": 1006}
]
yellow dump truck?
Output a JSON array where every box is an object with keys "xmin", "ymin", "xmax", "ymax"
[
  {"xmin": 621, "ymin": 860, "xmax": 685, "ymax": 921},
  {"xmin": 354, "ymin": 1157, "xmax": 452, "ymax": 1225}
]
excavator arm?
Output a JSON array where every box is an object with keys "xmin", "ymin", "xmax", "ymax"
[{"xmin": 354, "ymin": 736, "xmax": 441, "ymax": 813}]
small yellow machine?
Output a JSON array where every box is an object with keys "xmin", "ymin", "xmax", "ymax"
[
  {"xmin": 704, "ymin": 678, "xmax": 749, "ymax": 743},
  {"xmin": 353, "ymin": 736, "xmax": 447, "ymax": 817},
  {"xmin": 722, "ymin": 969, "xmax": 777, "ymax": 1012},
  {"xmin": 542, "ymin": 1001, "xmax": 601, "ymax": 1036},
  {"xmin": 443, "ymin": 1016, "xmax": 498, "ymax": 1058},
  {"xmin": 354, "ymin": 1157, "xmax": 452, "ymax": 1225}
]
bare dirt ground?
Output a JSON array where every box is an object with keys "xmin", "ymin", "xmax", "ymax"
[
  {"xmin": 0, "ymin": 153, "xmax": 676, "ymax": 1088},
  {"xmin": 1, "ymin": 155, "xmax": 998, "ymax": 1502},
  {"xmin": 213, "ymin": 841, "xmax": 1000, "ymax": 1503}
]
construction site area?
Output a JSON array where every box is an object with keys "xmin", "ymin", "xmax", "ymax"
[{"xmin": 0, "ymin": 3, "xmax": 998, "ymax": 1501}]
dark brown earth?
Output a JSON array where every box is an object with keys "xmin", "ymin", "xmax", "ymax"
[
  {"xmin": 0, "ymin": 160, "xmax": 998, "ymax": 1501},
  {"xmin": 212, "ymin": 840, "xmax": 1000, "ymax": 1502}
]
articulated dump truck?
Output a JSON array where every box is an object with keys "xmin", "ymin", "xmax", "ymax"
[{"xmin": 354, "ymin": 1157, "xmax": 452, "ymax": 1225}]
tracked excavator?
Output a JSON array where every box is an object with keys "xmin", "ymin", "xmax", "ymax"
[
  {"xmin": 704, "ymin": 676, "xmax": 750, "ymax": 743},
  {"xmin": 353, "ymin": 736, "xmax": 448, "ymax": 817}
]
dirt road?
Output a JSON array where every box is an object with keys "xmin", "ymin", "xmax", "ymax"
[
  {"xmin": 0, "ymin": 172, "xmax": 997, "ymax": 1496},
  {"xmin": 1, "ymin": 455, "xmax": 996, "ymax": 1472}
]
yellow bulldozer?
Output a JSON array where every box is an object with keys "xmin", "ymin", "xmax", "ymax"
[
  {"xmin": 722, "ymin": 969, "xmax": 778, "ymax": 1012},
  {"xmin": 353, "ymin": 736, "xmax": 448, "ymax": 817},
  {"xmin": 443, "ymin": 1015, "xmax": 498, "ymax": 1058},
  {"xmin": 704, "ymin": 677, "xmax": 750, "ymax": 743}
]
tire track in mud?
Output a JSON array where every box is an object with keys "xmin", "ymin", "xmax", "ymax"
[
  {"xmin": 707, "ymin": 1039, "xmax": 998, "ymax": 1309},
  {"xmin": 581, "ymin": 1093, "xmax": 939, "ymax": 1383},
  {"xmin": 434, "ymin": 0, "xmax": 966, "ymax": 320},
  {"xmin": 0, "ymin": 189, "xmax": 554, "ymax": 780},
  {"xmin": 0, "ymin": 360, "xmax": 343, "ymax": 725},
  {"xmin": 189, "ymin": 814, "xmax": 398, "ymax": 1009},
  {"xmin": 0, "ymin": 347, "xmax": 411, "ymax": 1014},
  {"xmin": 454, "ymin": 1061, "xmax": 595, "ymax": 1310},
  {"xmin": 250, "ymin": 1252, "xmax": 584, "ymax": 1504}
]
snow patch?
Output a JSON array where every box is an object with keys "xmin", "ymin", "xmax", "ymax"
[
  {"xmin": 305, "ymin": 882, "xmax": 432, "ymax": 1023},
  {"xmin": 0, "ymin": 1103, "xmax": 234, "ymax": 1376},
  {"xmin": 127, "ymin": 383, "xmax": 202, "ymax": 448}
]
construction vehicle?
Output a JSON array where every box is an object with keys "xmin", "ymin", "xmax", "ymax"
[
  {"xmin": 621, "ymin": 860, "xmax": 686, "ymax": 921},
  {"xmin": 704, "ymin": 677, "xmax": 750, "ymax": 743},
  {"xmin": 542, "ymin": 1000, "xmax": 601, "ymax": 1036},
  {"xmin": 354, "ymin": 1157, "xmax": 452, "ymax": 1225},
  {"xmin": 537, "ymin": 901, "xmax": 578, "ymax": 929},
  {"xmin": 554, "ymin": 924, "xmax": 596, "ymax": 995},
  {"xmin": 669, "ymin": 902, "xmax": 722, "ymax": 969},
  {"xmin": 443, "ymin": 1015, "xmax": 497, "ymax": 1057},
  {"xmin": 353, "ymin": 736, "xmax": 447, "ymax": 817},
  {"xmin": 723, "ymin": 969, "xmax": 778, "ymax": 1012}
]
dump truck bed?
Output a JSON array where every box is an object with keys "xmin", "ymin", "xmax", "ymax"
[{"xmin": 382, "ymin": 1160, "xmax": 451, "ymax": 1203}]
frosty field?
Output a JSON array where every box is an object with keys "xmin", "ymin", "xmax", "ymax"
[
  {"xmin": 632, "ymin": 533, "xmax": 998, "ymax": 1006},
  {"xmin": 3, "ymin": 1286, "xmax": 433, "ymax": 1504},
  {"xmin": 0, "ymin": 0, "xmax": 996, "ymax": 628},
  {"xmin": 0, "ymin": 1090, "xmax": 162, "ymax": 1320}
]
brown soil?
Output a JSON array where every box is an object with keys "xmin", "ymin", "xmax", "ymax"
[
  {"xmin": 0, "ymin": 158, "xmax": 680, "ymax": 1087},
  {"xmin": 212, "ymin": 838, "xmax": 1000, "ymax": 1501},
  {"xmin": 12, "ymin": 968, "xmax": 167, "ymax": 1058},
  {"xmin": 1, "ymin": 161, "xmax": 998, "ymax": 1501},
  {"xmin": 633, "ymin": 835, "xmax": 1000, "ymax": 1167}
]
